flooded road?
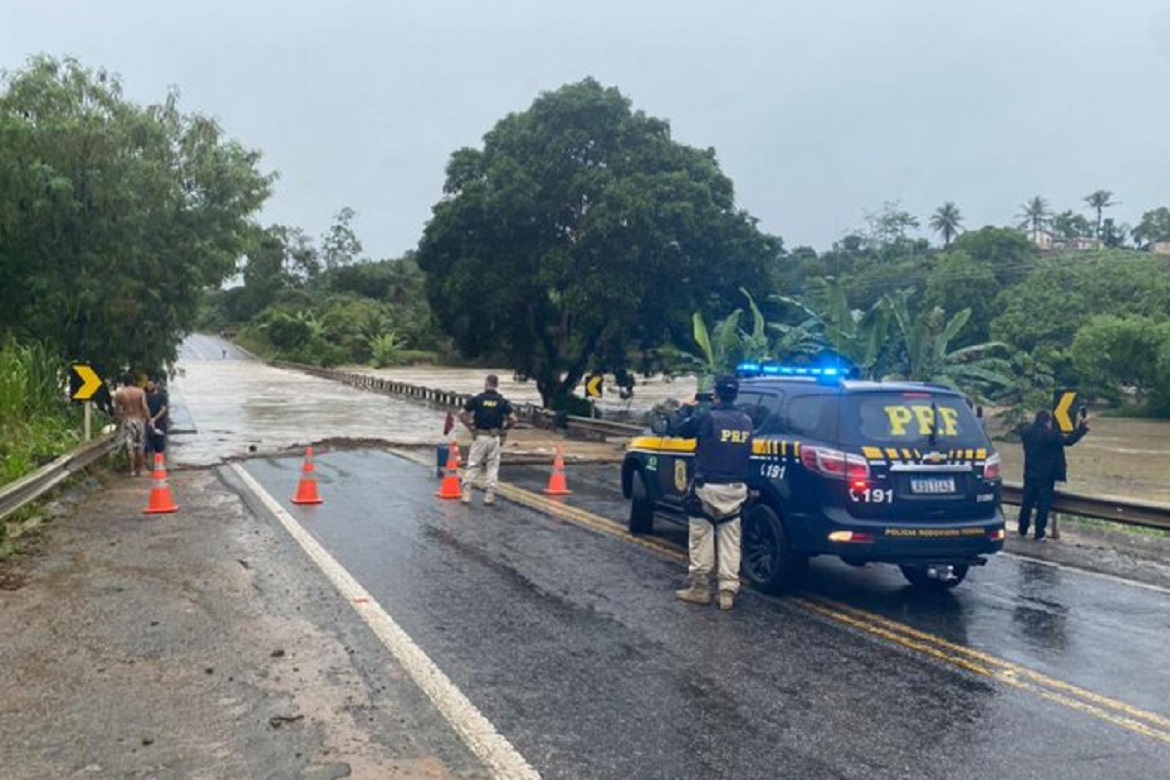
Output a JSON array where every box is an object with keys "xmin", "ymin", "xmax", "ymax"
[
  {"xmin": 173, "ymin": 336, "xmax": 1170, "ymax": 504},
  {"xmin": 168, "ymin": 334, "xmax": 448, "ymax": 466}
]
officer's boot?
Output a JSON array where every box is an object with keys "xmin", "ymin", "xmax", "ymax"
[
  {"xmin": 483, "ymin": 491, "xmax": 496, "ymax": 506},
  {"xmin": 718, "ymin": 590, "xmax": 735, "ymax": 611},
  {"xmin": 460, "ymin": 487, "xmax": 472, "ymax": 505},
  {"xmin": 675, "ymin": 574, "xmax": 712, "ymax": 606}
]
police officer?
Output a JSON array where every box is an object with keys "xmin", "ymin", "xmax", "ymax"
[
  {"xmin": 669, "ymin": 374, "xmax": 754, "ymax": 610},
  {"xmin": 1018, "ymin": 408, "xmax": 1089, "ymax": 541},
  {"xmin": 459, "ymin": 374, "xmax": 517, "ymax": 506}
]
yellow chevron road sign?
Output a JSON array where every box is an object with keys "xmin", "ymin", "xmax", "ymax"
[
  {"xmin": 70, "ymin": 363, "xmax": 103, "ymax": 402},
  {"xmin": 1052, "ymin": 389, "xmax": 1079, "ymax": 434}
]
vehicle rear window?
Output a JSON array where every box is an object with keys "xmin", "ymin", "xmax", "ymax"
[{"xmin": 840, "ymin": 391, "xmax": 990, "ymax": 448}]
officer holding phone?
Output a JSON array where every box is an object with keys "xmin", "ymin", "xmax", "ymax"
[{"xmin": 1018, "ymin": 406, "xmax": 1090, "ymax": 541}]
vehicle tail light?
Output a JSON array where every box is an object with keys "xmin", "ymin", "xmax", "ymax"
[
  {"xmin": 983, "ymin": 453, "xmax": 1002, "ymax": 481},
  {"xmin": 828, "ymin": 530, "xmax": 873, "ymax": 543},
  {"xmin": 801, "ymin": 446, "xmax": 870, "ymax": 481},
  {"xmin": 990, "ymin": 528, "xmax": 1006, "ymax": 541}
]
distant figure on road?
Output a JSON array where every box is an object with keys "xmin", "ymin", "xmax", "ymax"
[
  {"xmin": 459, "ymin": 374, "xmax": 517, "ymax": 507},
  {"xmin": 144, "ymin": 377, "xmax": 170, "ymax": 460},
  {"xmin": 112, "ymin": 373, "xmax": 150, "ymax": 476},
  {"xmin": 668, "ymin": 374, "xmax": 754, "ymax": 610},
  {"xmin": 1018, "ymin": 408, "xmax": 1089, "ymax": 541}
]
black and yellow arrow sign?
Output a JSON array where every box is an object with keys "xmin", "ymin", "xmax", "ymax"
[
  {"xmin": 70, "ymin": 363, "xmax": 104, "ymax": 402},
  {"xmin": 585, "ymin": 374, "xmax": 604, "ymax": 399},
  {"xmin": 1052, "ymin": 388, "xmax": 1079, "ymax": 434}
]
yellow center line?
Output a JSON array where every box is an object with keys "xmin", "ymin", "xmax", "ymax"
[{"xmin": 389, "ymin": 448, "xmax": 1170, "ymax": 746}]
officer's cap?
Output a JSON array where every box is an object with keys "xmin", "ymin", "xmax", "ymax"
[{"xmin": 714, "ymin": 374, "xmax": 739, "ymax": 400}]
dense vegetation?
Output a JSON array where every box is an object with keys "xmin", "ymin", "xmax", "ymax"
[
  {"xmin": 197, "ymin": 212, "xmax": 441, "ymax": 368},
  {"xmin": 4, "ymin": 53, "xmax": 1170, "ymax": 497}
]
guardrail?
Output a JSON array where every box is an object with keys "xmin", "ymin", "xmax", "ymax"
[
  {"xmin": 270, "ymin": 362, "xmax": 1170, "ymax": 532},
  {"xmin": 1001, "ymin": 483, "xmax": 1170, "ymax": 532},
  {"xmin": 0, "ymin": 433, "xmax": 119, "ymax": 522}
]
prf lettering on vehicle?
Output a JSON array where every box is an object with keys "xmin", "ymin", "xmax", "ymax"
[{"xmin": 883, "ymin": 405, "xmax": 960, "ymax": 437}]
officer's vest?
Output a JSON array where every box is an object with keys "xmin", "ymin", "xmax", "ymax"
[
  {"xmin": 695, "ymin": 407, "xmax": 753, "ymax": 484},
  {"xmin": 471, "ymin": 391, "xmax": 507, "ymax": 430}
]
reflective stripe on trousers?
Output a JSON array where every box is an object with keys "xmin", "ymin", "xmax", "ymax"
[
  {"xmin": 461, "ymin": 435, "xmax": 501, "ymax": 494},
  {"xmin": 687, "ymin": 482, "xmax": 747, "ymax": 593}
]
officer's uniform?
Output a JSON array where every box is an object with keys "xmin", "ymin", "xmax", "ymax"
[
  {"xmin": 1019, "ymin": 415, "xmax": 1087, "ymax": 540},
  {"xmin": 669, "ymin": 384, "xmax": 753, "ymax": 608},
  {"xmin": 460, "ymin": 389, "xmax": 514, "ymax": 504}
]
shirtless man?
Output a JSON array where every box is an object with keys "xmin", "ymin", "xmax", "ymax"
[{"xmin": 113, "ymin": 373, "xmax": 150, "ymax": 476}]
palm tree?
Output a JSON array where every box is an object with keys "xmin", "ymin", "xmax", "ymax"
[
  {"xmin": 1016, "ymin": 196, "xmax": 1050, "ymax": 242},
  {"xmin": 1084, "ymin": 190, "xmax": 1117, "ymax": 242},
  {"xmin": 929, "ymin": 202, "xmax": 963, "ymax": 248}
]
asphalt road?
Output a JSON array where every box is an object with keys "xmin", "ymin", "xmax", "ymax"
[{"xmin": 237, "ymin": 450, "xmax": 1170, "ymax": 780}]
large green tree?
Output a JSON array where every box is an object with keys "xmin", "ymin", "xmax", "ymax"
[
  {"xmin": 415, "ymin": 78, "xmax": 779, "ymax": 406},
  {"xmin": 1132, "ymin": 207, "xmax": 1170, "ymax": 249},
  {"xmin": 0, "ymin": 56, "xmax": 272, "ymax": 374}
]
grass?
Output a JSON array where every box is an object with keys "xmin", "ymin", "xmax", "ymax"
[
  {"xmin": 1056, "ymin": 513, "xmax": 1170, "ymax": 540},
  {"xmin": 0, "ymin": 339, "xmax": 87, "ymax": 556}
]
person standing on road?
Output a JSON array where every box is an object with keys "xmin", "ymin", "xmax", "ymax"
[
  {"xmin": 459, "ymin": 374, "xmax": 517, "ymax": 506},
  {"xmin": 112, "ymin": 373, "xmax": 150, "ymax": 476},
  {"xmin": 1018, "ymin": 408, "xmax": 1089, "ymax": 541},
  {"xmin": 669, "ymin": 374, "xmax": 754, "ymax": 611},
  {"xmin": 144, "ymin": 377, "xmax": 170, "ymax": 461}
]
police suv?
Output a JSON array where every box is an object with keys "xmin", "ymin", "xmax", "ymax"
[{"xmin": 621, "ymin": 363, "xmax": 1005, "ymax": 592}]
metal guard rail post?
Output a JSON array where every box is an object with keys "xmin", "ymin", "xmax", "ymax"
[
  {"xmin": 1001, "ymin": 482, "xmax": 1170, "ymax": 532},
  {"xmin": 0, "ymin": 433, "xmax": 119, "ymax": 522}
]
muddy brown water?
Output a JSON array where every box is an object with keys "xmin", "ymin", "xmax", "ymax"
[{"xmin": 993, "ymin": 417, "xmax": 1170, "ymax": 505}]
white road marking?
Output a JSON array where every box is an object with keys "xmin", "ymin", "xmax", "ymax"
[{"xmin": 229, "ymin": 462, "xmax": 542, "ymax": 780}]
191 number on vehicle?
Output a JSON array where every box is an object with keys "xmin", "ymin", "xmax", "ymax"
[
  {"xmin": 760, "ymin": 463, "xmax": 786, "ymax": 480},
  {"xmin": 850, "ymin": 487, "xmax": 894, "ymax": 504}
]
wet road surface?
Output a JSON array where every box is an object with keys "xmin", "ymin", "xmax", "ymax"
[{"xmin": 237, "ymin": 450, "xmax": 1170, "ymax": 779}]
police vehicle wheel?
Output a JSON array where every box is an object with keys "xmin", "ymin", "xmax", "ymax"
[
  {"xmin": 899, "ymin": 564, "xmax": 969, "ymax": 590},
  {"xmin": 628, "ymin": 470, "xmax": 655, "ymax": 534},
  {"xmin": 741, "ymin": 504, "xmax": 802, "ymax": 594}
]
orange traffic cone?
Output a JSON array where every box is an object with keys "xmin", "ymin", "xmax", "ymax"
[
  {"xmin": 450, "ymin": 440, "xmax": 463, "ymax": 467},
  {"xmin": 542, "ymin": 445, "xmax": 572, "ymax": 496},
  {"xmin": 436, "ymin": 443, "xmax": 463, "ymax": 500},
  {"xmin": 143, "ymin": 453, "xmax": 179, "ymax": 514},
  {"xmin": 291, "ymin": 447, "xmax": 324, "ymax": 505}
]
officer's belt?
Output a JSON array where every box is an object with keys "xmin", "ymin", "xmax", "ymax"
[{"xmin": 473, "ymin": 428, "xmax": 503, "ymax": 438}]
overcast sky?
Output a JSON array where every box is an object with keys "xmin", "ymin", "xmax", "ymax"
[{"xmin": 4, "ymin": 0, "xmax": 1169, "ymax": 258}]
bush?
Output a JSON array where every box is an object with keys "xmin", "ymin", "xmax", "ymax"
[{"xmin": 0, "ymin": 339, "xmax": 81, "ymax": 486}]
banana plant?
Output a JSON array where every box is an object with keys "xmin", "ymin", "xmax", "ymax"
[{"xmin": 883, "ymin": 289, "xmax": 1015, "ymax": 401}]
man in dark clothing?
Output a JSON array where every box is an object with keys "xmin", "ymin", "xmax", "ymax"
[
  {"xmin": 458, "ymin": 374, "xmax": 517, "ymax": 506},
  {"xmin": 669, "ymin": 374, "xmax": 754, "ymax": 610},
  {"xmin": 1018, "ymin": 408, "xmax": 1089, "ymax": 541},
  {"xmin": 144, "ymin": 377, "xmax": 169, "ymax": 459}
]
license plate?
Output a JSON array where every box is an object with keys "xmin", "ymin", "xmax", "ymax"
[{"xmin": 910, "ymin": 476, "xmax": 955, "ymax": 494}]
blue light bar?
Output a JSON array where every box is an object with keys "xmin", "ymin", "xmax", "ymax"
[{"xmin": 736, "ymin": 361, "xmax": 847, "ymax": 381}]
